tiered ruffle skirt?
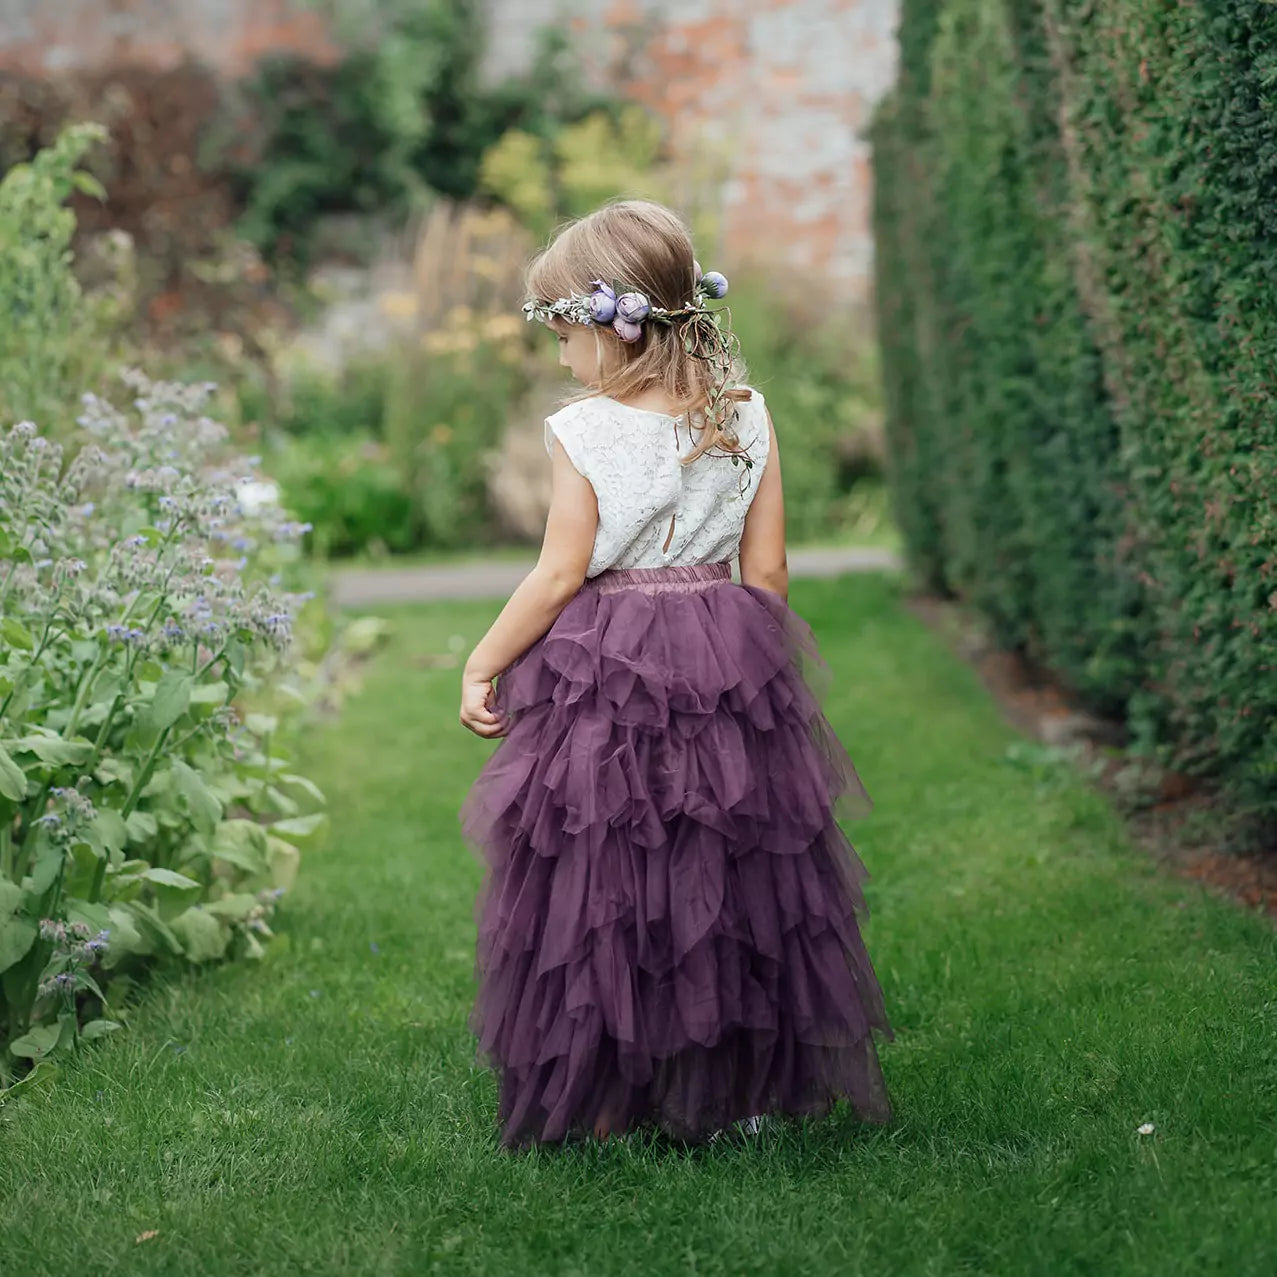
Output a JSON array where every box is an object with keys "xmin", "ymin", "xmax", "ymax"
[{"xmin": 459, "ymin": 562, "xmax": 894, "ymax": 1148}]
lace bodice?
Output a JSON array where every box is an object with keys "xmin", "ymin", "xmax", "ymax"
[{"xmin": 543, "ymin": 389, "xmax": 772, "ymax": 577}]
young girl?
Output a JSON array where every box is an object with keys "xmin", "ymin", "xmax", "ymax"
[{"xmin": 458, "ymin": 200, "xmax": 894, "ymax": 1149}]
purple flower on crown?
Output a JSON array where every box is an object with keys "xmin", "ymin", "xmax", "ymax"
[
  {"xmin": 588, "ymin": 280, "xmax": 617, "ymax": 324},
  {"xmin": 612, "ymin": 317, "xmax": 644, "ymax": 342},
  {"xmin": 615, "ymin": 292, "xmax": 651, "ymax": 323},
  {"xmin": 700, "ymin": 271, "xmax": 729, "ymax": 299}
]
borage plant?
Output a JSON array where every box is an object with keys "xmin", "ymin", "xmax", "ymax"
[{"xmin": 0, "ymin": 371, "xmax": 325, "ymax": 1086}]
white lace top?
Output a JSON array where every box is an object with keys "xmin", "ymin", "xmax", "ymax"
[{"xmin": 543, "ymin": 389, "xmax": 772, "ymax": 578}]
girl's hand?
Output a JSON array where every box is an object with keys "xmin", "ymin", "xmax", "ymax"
[{"xmin": 459, "ymin": 669, "xmax": 507, "ymax": 738}]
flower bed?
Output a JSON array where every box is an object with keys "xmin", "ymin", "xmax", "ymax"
[{"xmin": 0, "ymin": 373, "xmax": 326, "ymax": 1086}]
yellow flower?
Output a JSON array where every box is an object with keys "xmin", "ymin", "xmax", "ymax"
[
  {"xmin": 482, "ymin": 315, "xmax": 524, "ymax": 342},
  {"xmin": 421, "ymin": 331, "xmax": 457, "ymax": 355},
  {"xmin": 430, "ymin": 424, "xmax": 454, "ymax": 445},
  {"xmin": 379, "ymin": 291, "xmax": 419, "ymax": 319}
]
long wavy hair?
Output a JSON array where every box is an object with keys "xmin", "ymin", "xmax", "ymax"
[{"xmin": 525, "ymin": 200, "xmax": 753, "ymax": 466}]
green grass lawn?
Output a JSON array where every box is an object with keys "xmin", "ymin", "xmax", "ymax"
[{"xmin": 2, "ymin": 576, "xmax": 1273, "ymax": 1276}]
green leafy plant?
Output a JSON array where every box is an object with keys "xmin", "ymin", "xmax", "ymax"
[
  {"xmin": 0, "ymin": 122, "xmax": 119, "ymax": 426},
  {"xmin": 0, "ymin": 374, "xmax": 326, "ymax": 1085},
  {"xmin": 871, "ymin": 0, "xmax": 1277, "ymax": 832},
  {"xmin": 218, "ymin": 2, "xmax": 610, "ymax": 263},
  {"xmin": 271, "ymin": 430, "xmax": 419, "ymax": 558}
]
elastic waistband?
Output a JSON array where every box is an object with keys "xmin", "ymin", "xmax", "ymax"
[{"xmin": 585, "ymin": 561, "xmax": 733, "ymax": 595}]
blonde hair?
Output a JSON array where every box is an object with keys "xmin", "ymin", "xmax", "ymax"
[{"xmin": 525, "ymin": 199, "xmax": 752, "ymax": 465}]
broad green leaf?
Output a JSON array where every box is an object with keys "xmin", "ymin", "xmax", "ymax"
[
  {"xmin": 145, "ymin": 671, "xmax": 192, "ymax": 734},
  {"xmin": 77, "ymin": 970, "xmax": 107, "ymax": 1002},
  {"xmin": 1, "ymin": 618, "xmax": 35, "ymax": 651},
  {"xmin": 189, "ymin": 682, "xmax": 229, "ymax": 706},
  {"xmin": 55, "ymin": 1012, "xmax": 78, "ymax": 1053},
  {"xmin": 65, "ymin": 901, "xmax": 111, "ymax": 934},
  {"xmin": 0, "ymin": 742, "xmax": 26, "ymax": 801},
  {"xmin": 269, "ymin": 813, "xmax": 328, "ymax": 845},
  {"xmin": 264, "ymin": 786, "xmax": 300, "ymax": 817},
  {"xmin": 88, "ymin": 808, "xmax": 128, "ymax": 855},
  {"xmin": 104, "ymin": 905, "xmax": 145, "ymax": 959},
  {"xmin": 277, "ymin": 773, "xmax": 326, "ymax": 808},
  {"xmin": 8, "ymin": 1023, "xmax": 60, "ymax": 1060},
  {"xmin": 116, "ymin": 901, "xmax": 181, "ymax": 955},
  {"xmin": 65, "ymin": 840, "xmax": 101, "ymax": 896},
  {"xmin": 266, "ymin": 836, "xmax": 300, "ymax": 891},
  {"xmin": 125, "ymin": 810, "xmax": 158, "ymax": 844},
  {"xmin": 0, "ymin": 880, "xmax": 24, "ymax": 915},
  {"xmin": 90, "ymin": 672, "xmax": 124, "ymax": 705},
  {"xmin": 0, "ymin": 914, "xmax": 37, "ymax": 973},
  {"xmin": 26, "ymin": 842, "xmax": 64, "ymax": 896},
  {"xmin": 13, "ymin": 734, "xmax": 92, "ymax": 766},
  {"xmin": 203, "ymin": 893, "xmax": 259, "ymax": 922},
  {"xmin": 170, "ymin": 906, "xmax": 229, "ymax": 962},
  {"xmin": 80, "ymin": 1019, "xmax": 123, "ymax": 1040},
  {"xmin": 170, "ymin": 760, "xmax": 223, "ymax": 834},
  {"xmin": 209, "ymin": 820, "xmax": 269, "ymax": 873},
  {"xmin": 138, "ymin": 867, "xmax": 201, "ymax": 891},
  {"xmin": 95, "ymin": 756, "xmax": 133, "ymax": 787}
]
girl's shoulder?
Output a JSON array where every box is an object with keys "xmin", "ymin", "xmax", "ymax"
[{"xmin": 543, "ymin": 396, "xmax": 627, "ymax": 468}]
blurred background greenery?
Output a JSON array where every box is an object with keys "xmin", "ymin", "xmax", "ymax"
[{"xmin": 0, "ymin": 0, "xmax": 890, "ymax": 567}]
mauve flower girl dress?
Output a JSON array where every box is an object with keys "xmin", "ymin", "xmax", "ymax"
[{"xmin": 460, "ymin": 389, "xmax": 894, "ymax": 1148}]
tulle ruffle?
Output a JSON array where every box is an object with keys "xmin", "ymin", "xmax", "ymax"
[{"xmin": 459, "ymin": 566, "xmax": 893, "ymax": 1149}]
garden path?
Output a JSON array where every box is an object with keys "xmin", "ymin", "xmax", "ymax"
[{"xmin": 330, "ymin": 544, "xmax": 902, "ymax": 607}]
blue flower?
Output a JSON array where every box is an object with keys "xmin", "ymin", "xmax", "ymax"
[{"xmin": 700, "ymin": 271, "xmax": 729, "ymax": 299}]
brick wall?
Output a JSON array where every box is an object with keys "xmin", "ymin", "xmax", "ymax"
[
  {"xmin": 0, "ymin": 0, "xmax": 337, "ymax": 78},
  {"xmin": 0, "ymin": 0, "xmax": 899, "ymax": 296},
  {"xmin": 484, "ymin": 0, "xmax": 900, "ymax": 297}
]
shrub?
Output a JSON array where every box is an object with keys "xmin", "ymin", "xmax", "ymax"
[
  {"xmin": 271, "ymin": 431, "xmax": 419, "ymax": 558},
  {"xmin": 871, "ymin": 0, "xmax": 1277, "ymax": 829},
  {"xmin": 219, "ymin": 2, "xmax": 610, "ymax": 264},
  {"xmin": 727, "ymin": 282, "xmax": 886, "ymax": 545},
  {"xmin": 0, "ymin": 123, "xmax": 120, "ymax": 427},
  {"xmin": 479, "ymin": 106, "xmax": 667, "ymax": 240},
  {"xmin": 0, "ymin": 375, "xmax": 325, "ymax": 1083}
]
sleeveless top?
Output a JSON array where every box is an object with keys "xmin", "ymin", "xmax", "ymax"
[{"xmin": 543, "ymin": 389, "xmax": 772, "ymax": 578}]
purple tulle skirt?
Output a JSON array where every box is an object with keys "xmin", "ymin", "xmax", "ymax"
[{"xmin": 459, "ymin": 561, "xmax": 894, "ymax": 1149}]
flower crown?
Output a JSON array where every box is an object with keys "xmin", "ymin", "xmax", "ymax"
[
  {"xmin": 522, "ymin": 262, "xmax": 756, "ymax": 482},
  {"xmin": 521, "ymin": 263, "xmax": 730, "ymax": 343}
]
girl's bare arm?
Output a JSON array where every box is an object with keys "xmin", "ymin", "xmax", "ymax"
[
  {"xmin": 737, "ymin": 409, "xmax": 787, "ymax": 601},
  {"xmin": 460, "ymin": 440, "xmax": 598, "ymax": 736}
]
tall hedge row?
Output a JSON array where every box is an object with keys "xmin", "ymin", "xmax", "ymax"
[{"xmin": 872, "ymin": 0, "xmax": 1277, "ymax": 829}]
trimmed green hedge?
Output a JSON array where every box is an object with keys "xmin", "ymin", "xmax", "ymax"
[{"xmin": 872, "ymin": 0, "xmax": 1277, "ymax": 830}]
